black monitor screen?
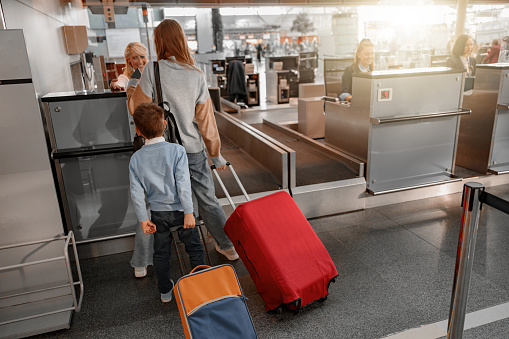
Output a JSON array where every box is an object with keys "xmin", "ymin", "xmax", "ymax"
[
  {"xmin": 211, "ymin": 60, "xmax": 225, "ymax": 74},
  {"xmin": 269, "ymin": 56, "xmax": 299, "ymax": 70}
]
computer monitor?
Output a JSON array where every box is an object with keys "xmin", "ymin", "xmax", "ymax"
[
  {"xmin": 268, "ymin": 56, "xmax": 299, "ymax": 71},
  {"xmin": 211, "ymin": 60, "xmax": 226, "ymax": 74}
]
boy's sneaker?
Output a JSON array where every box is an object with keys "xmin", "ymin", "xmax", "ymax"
[
  {"xmin": 161, "ymin": 280, "xmax": 174, "ymax": 303},
  {"xmin": 134, "ymin": 267, "xmax": 147, "ymax": 278},
  {"xmin": 215, "ymin": 244, "xmax": 239, "ymax": 261}
]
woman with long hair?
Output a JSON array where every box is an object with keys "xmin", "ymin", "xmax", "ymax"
[
  {"xmin": 340, "ymin": 38, "xmax": 375, "ymax": 102},
  {"xmin": 111, "ymin": 42, "xmax": 148, "ymax": 90},
  {"xmin": 127, "ymin": 19, "xmax": 239, "ymax": 269},
  {"xmin": 446, "ymin": 34, "xmax": 476, "ymax": 76}
]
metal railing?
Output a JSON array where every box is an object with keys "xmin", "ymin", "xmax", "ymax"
[
  {"xmin": 0, "ymin": 231, "xmax": 84, "ymax": 327},
  {"xmin": 447, "ymin": 183, "xmax": 509, "ymax": 339}
]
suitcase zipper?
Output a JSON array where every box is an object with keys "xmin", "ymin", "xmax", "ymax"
[
  {"xmin": 237, "ymin": 241, "xmax": 259, "ymax": 278},
  {"xmin": 187, "ymin": 294, "xmax": 248, "ymax": 316}
]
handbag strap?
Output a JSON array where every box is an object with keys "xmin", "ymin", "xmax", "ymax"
[
  {"xmin": 154, "ymin": 61, "xmax": 183, "ymax": 145},
  {"xmin": 153, "ymin": 61, "xmax": 163, "ymax": 106}
]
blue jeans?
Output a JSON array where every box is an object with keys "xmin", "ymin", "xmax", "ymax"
[
  {"xmin": 187, "ymin": 150, "xmax": 233, "ymax": 250},
  {"xmin": 130, "ymin": 210, "xmax": 153, "ymax": 268},
  {"xmin": 151, "ymin": 210, "xmax": 205, "ymax": 294}
]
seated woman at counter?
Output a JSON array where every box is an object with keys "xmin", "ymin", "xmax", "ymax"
[
  {"xmin": 446, "ymin": 34, "xmax": 476, "ymax": 77},
  {"xmin": 111, "ymin": 42, "xmax": 148, "ymax": 91},
  {"xmin": 340, "ymin": 38, "xmax": 374, "ymax": 102}
]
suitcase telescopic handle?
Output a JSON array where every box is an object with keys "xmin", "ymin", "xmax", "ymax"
[
  {"xmin": 211, "ymin": 162, "xmax": 250, "ymax": 210},
  {"xmin": 190, "ymin": 265, "xmax": 211, "ymax": 274}
]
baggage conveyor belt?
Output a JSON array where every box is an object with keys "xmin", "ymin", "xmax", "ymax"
[
  {"xmin": 213, "ymin": 111, "xmax": 366, "ymax": 218},
  {"xmin": 212, "ymin": 133, "xmax": 281, "ymax": 199},
  {"xmin": 250, "ymin": 123, "xmax": 357, "ymax": 186}
]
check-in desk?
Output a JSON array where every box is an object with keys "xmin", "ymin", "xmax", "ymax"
[
  {"xmin": 324, "ymin": 68, "xmax": 469, "ymax": 194},
  {"xmin": 457, "ymin": 63, "xmax": 509, "ymax": 174}
]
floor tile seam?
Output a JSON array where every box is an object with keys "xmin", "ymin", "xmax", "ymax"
[
  {"xmin": 400, "ymin": 223, "xmax": 450, "ymax": 254},
  {"xmin": 375, "ymin": 206, "xmax": 450, "ymax": 222},
  {"xmin": 329, "ymin": 231, "xmax": 397, "ymax": 286}
]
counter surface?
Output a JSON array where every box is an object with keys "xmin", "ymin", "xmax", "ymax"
[
  {"xmin": 353, "ymin": 67, "xmax": 462, "ymax": 79},
  {"xmin": 41, "ymin": 90, "xmax": 126, "ymax": 102}
]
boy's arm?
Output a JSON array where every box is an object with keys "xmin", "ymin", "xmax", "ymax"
[
  {"xmin": 183, "ymin": 213, "xmax": 195, "ymax": 229},
  {"xmin": 129, "ymin": 160, "xmax": 150, "ymax": 223},
  {"xmin": 141, "ymin": 220, "xmax": 157, "ymax": 234},
  {"xmin": 174, "ymin": 148, "xmax": 194, "ymax": 217}
]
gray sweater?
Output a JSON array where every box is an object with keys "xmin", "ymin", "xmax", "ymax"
[{"xmin": 128, "ymin": 58, "xmax": 226, "ymax": 168}]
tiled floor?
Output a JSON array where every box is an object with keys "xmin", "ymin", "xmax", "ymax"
[{"xmin": 34, "ymin": 184, "xmax": 509, "ymax": 339}]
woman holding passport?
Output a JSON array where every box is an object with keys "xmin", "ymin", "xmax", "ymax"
[{"xmin": 110, "ymin": 42, "xmax": 148, "ymax": 90}]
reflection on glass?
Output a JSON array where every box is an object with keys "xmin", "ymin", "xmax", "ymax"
[{"xmin": 60, "ymin": 152, "xmax": 137, "ymax": 241}]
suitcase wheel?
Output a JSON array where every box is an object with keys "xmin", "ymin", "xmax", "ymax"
[
  {"xmin": 268, "ymin": 306, "xmax": 284, "ymax": 314},
  {"xmin": 318, "ymin": 296, "xmax": 327, "ymax": 302}
]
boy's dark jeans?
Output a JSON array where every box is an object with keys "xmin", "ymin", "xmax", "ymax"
[{"xmin": 151, "ymin": 210, "xmax": 205, "ymax": 294}]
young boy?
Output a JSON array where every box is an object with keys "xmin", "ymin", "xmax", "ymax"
[{"xmin": 129, "ymin": 103, "xmax": 205, "ymax": 303}]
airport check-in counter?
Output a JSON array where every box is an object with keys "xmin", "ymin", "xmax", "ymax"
[
  {"xmin": 325, "ymin": 67, "xmax": 470, "ymax": 195},
  {"xmin": 214, "ymin": 110, "xmax": 366, "ymax": 218},
  {"xmin": 457, "ymin": 63, "xmax": 509, "ymax": 174}
]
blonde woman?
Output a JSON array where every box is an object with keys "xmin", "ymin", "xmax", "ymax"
[
  {"xmin": 111, "ymin": 42, "xmax": 148, "ymax": 90},
  {"xmin": 340, "ymin": 38, "xmax": 375, "ymax": 102},
  {"xmin": 127, "ymin": 19, "xmax": 239, "ymax": 268}
]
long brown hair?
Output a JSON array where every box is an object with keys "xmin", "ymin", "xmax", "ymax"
[
  {"xmin": 153, "ymin": 19, "xmax": 199, "ymax": 71},
  {"xmin": 353, "ymin": 38, "xmax": 374, "ymax": 72}
]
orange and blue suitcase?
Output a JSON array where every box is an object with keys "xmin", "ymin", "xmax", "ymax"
[
  {"xmin": 174, "ymin": 264, "xmax": 257, "ymax": 339},
  {"xmin": 213, "ymin": 163, "xmax": 338, "ymax": 312}
]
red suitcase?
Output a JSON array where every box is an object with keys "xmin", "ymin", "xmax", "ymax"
[{"xmin": 213, "ymin": 163, "xmax": 338, "ymax": 312}]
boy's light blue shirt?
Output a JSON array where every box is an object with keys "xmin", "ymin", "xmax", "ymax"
[{"xmin": 129, "ymin": 138, "xmax": 193, "ymax": 222}]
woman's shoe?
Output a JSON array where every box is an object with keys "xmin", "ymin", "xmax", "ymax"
[{"xmin": 134, "ymin": 266, "xmax": 147, "ymax": 278}]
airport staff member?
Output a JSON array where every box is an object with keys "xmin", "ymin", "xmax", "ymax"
[
  {"xmin": 340, "ymin": 38, "xmax": 375, "ymax": 102},
  {"xmin": 446, "ymin": 34, "xmax": 476, "ymax": 77}
]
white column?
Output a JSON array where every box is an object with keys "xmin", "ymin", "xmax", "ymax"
[{"xmin": 455, "ymin": 0, "xmax": 468, "ymax": 39}]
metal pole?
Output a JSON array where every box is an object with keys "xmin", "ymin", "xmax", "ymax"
[
  {"xmin": 447, "ymin": 182, "xmax": 483, "ymax": 339},
  {"xmin": 0, "ymin": 0, "xmax": 7, "ymax": 29},
  {"xmin": 142, "ymin": 4, "xmax": 152, "ymax": 61},
  {"xmin": 455, "ymin": 0, "xmax": 468, "ymax": 39}
]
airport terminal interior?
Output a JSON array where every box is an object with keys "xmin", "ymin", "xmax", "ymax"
[{"xmin": 1, "ymin": 0, "xmax": 509, "ymax": 338}]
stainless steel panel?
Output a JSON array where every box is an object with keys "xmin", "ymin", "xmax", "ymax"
[
  {"xmin": 367, "ymin": 173, "xmax": 461, "ymax": 195},
  {"xmin": 292, "ymin": 177, "xmax": 366, "ymax": 219},
  {"xmin": 473, "ymin": 67, "xmax": 502, "ymax": 91},
  {"xmin": 490, "ymin": 108, "xmax": 509, "ymax": 169},
  {"xmin": 500, "ymin": 68, "xmax": 509, "ymax": 105},
  {"xmin": 457, "ymin": 91, "xmax": 499, "ymax": 173},
  {"xmin": 0, "ymin": 30, "xmax": 32, "ymax": 79},
  {"xmin": 0, "ymin": 83, "xmax": 50, "ymax": 175},
  {"xmin": 367, "ymin": 116, "xmax": 459, "ymax": 192},
  {"xmin": 263, "ymin": 119, "xmax": 365, "ymax": 177},
  {"xmin": 48, "ymin": 97, "xmax": 131, "ymax": 150},
  {"xmin": 266, "ymin": 71, "xmax": 278, "ymax": 103},
  {"xmin": 324, "ymin": 100, "xmax": 370, "ymax": 163},
  {"xmin": 57, "ymin": 151, "xmax": 137, "ymax": 241},
  {"xmin": 369, "ymin": 73, "xmax": 463, "ymax": 119},
  {"xmin": 215, "ymin": 112, "xmax": 289, "ymax": 189},
  {"xmin": 75, "ymin": 235, "xmax": 135, "ymax": 260}
]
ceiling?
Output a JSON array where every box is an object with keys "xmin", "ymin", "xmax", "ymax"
[{"xmin": 127, "ymin": 0, "xmax": 509, "ymax": 6}]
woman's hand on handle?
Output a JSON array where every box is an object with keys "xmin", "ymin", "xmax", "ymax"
[{"xmin": 216, "ymin": 164, "xmax": 227, "ymax": 170}]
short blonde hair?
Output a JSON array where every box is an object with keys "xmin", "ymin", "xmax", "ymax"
[{"xmin": 124, "ymin": 42, "xmax": 148, "ymax": 77}]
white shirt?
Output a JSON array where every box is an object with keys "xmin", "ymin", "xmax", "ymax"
[{"xmin": 145, "ymin": 136, "xmax": 165, "ymax": 145}]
